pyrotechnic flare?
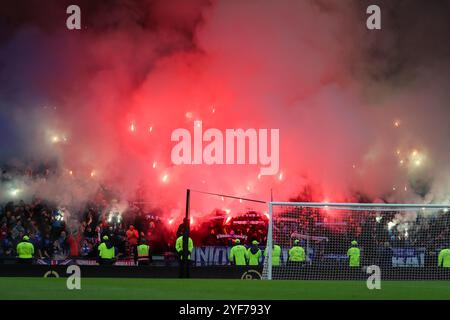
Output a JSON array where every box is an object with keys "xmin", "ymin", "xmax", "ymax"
[{"xmin": 9, "ymin": 188, "xmax": 21, "ymax": 198}]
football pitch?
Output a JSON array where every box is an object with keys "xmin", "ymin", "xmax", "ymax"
[{"xmin": 0, "ymin": 278, "xmax": 450, "ymax": 300}]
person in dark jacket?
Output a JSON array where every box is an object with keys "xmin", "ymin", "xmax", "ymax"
[{"xmin": 377, "ymin": 241, "xmax": 393, "ymax": 268}]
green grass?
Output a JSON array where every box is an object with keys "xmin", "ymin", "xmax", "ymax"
[{"xmin": 0, "ymin": 278, "xmax": 450, "ymax": 300}]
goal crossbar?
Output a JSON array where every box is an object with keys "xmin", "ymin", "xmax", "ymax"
[{"xmin": 270, "ymin": 202, "xmax": 450, "ymax": 209}]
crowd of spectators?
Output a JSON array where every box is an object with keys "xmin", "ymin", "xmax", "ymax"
[
  {"xmin": 0, "ymin": 197, "xmax": 173, "ymax": 261},
  {"xmin": 191, "ymin": 210, "xmax": 268, "ymax": 246},
  {"xmin": 2, "ymin": 166, "xmax": 449, "ymax": 263},
  {"xmin": 2, "ymin": 195, "xmax": 449, "ymax": 262}
]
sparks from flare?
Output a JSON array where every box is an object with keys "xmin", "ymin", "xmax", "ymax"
[
  {"xmin": 9, "ymin": 188, "xmax": 21, "ymax": 197},
  {"xmin": 51, "ymin": 135, "xmax": 61, "ymax": 144}
]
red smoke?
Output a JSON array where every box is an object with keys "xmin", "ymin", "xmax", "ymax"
[{"xmin": 1, "ymin": 0, "xmax": 450, "ymax": 222}]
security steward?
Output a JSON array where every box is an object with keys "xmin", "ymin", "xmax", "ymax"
[
  {"xmin": 288, "ymin": 239, "xmax": 306, "ymax": 266},
  {"xmin": 247, "ymin": 240, "xmax": 262, "ymax": 266},
  {"xmin": 347, "ymin": 240, "xmax": 360, "ymax": 267},
  {"xmin": 135, "ymin": 238, "xmax": 152, "ymax": 266},
  {"xmin": 438, "ymin": 245, "xmax": 450, "ymax": 268},
  {"xmin": 175, "ymin": 233, "xmax": 194, "ymax": 277},
  {"xmin": 264, "ymin": 242, "xmax": 282, "ymax": 266},
  {"xmin": 98, "ymin": 235, "xmax": 116, "ymax": 265},
  {"xmin": 16, "ymin": 235, "xmax": 34, "ymax": 264},
  {"xmin": 229, "ymin": 239, "xmax": 248, "ymax": 266}
]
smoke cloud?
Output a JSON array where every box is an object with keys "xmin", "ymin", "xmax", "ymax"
[{"xmin": 0, "ymin": 0, "xmax": 449, "ymax": 221}]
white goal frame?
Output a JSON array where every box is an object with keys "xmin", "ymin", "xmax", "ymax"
[{"xmin": 265, "ymin": 202, "xmax": 450, "ymax": 280}]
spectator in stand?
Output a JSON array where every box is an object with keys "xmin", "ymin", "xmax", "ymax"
[
  {"xmin": 112, "ymin": 226, "xmax": 126, "ymax": 257},
  {"xmin": 94, "ymin": 226, "xmax": 102, "ymax": 243},
  {"xmin": 126, "ymin": 225, "xmax": 139, "ymax": 257},
  {"xmin": 80, "ymin": 239, "xmax": 92, "ymax": 257},
  {"xmin": 67, "ymin": 230, "xmax": 81, "ymax": 257},
  {"xmin": 0, "ymin": 222, "xmax": 7, "ymax": 242},
  {"xmin": 41, "ymin": 232, "xmax": 53, "ymax": 259},
  {"xmin": 377, "ymin": 241, "xmax": 393, "ymax": 268},
  {"xmin": 54, "ymin": 231, "xmax": 68, "ymax": 257},
  {"xmin": 11, "ymin": 220, "xmax": 25, "ymax": 241},
  {"xmin": 30, "ymin": 232, "xmax": 42, "ymax": 258},
  {"xmin": 84, "ymin": 225, "xmax": 94, "ymax": 240},
  {"xmin": 1, "ymin": 234, "xmax": 14, "ymax": 256}
]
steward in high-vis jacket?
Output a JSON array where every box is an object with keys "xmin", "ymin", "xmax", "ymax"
[
  {"xmin": 264, "ymin": 243, "xmax": 281, "ymax": 266},
  {"xmin": 288, "ymin": 239, "xmax": 306, "ymax": 265},
  {"xmin": 176, "ymin": 234, "xmax": 194, "ymax": 278},
  {"xmin": 229, "ymin": 239, "xmax": 248, "ymax": 266},
  {"xmin": 98, "ymin": 235, "xmax": 115, "ymax": 265},
  {"xmin": 247, "ymin": 240, "xmax": 262, "ymax": 266},
  {"xmin": 347, "ymin": 240, "xmax": 360, "ymax": 267},
  {"xmin": 176, "ymin": 235, "xmax": 194, "ymax": 261},
  {"xmin": 135, "ymin": 238, "xmax": 152, "ymax": 266},
  {"xmin": 16, "ymin": 235, "xmax": 34, "ymax": 264},
  {"xmin": 438, "ymin": 247, "xmax": 450, "ymax": 268}
]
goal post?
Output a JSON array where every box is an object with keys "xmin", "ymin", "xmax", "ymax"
[{"xmin": 262, "ymin": 202, "xmax": 450, "ymax": 280}]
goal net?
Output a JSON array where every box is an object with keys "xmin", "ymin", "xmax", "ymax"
[{"xmin": 262, "ymin": 202, "xmax": 450, "ymax": 280}]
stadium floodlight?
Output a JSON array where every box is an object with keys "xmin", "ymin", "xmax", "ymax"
[{"xmin": 262, "ymin": 202, "xmax": 450, "ymax": 280}]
